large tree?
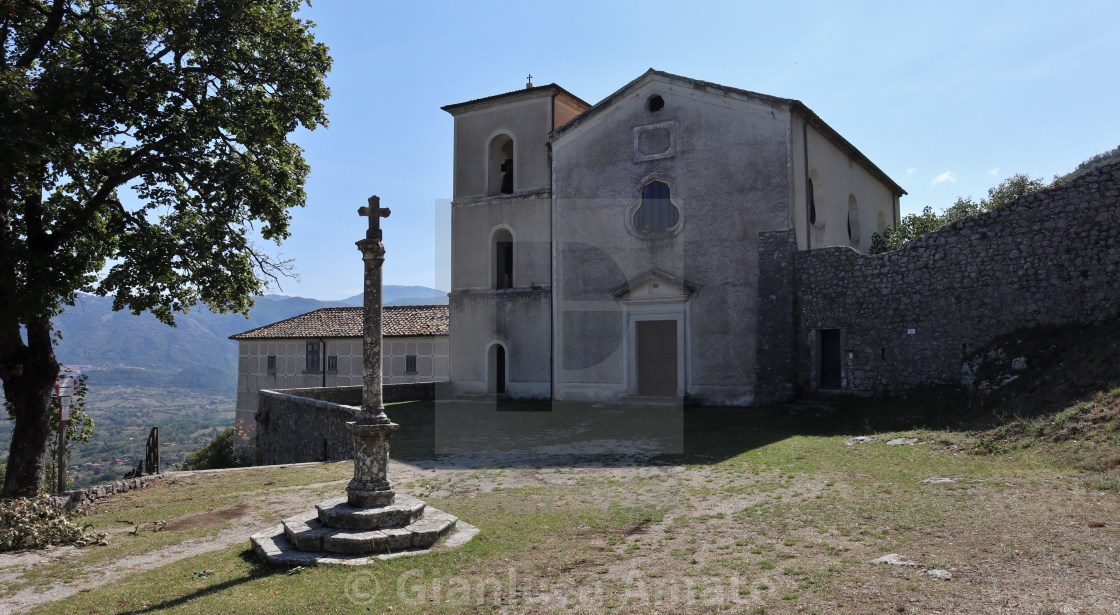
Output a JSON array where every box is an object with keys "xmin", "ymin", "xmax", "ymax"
[{"xmin": 0, "ymin": 0, "xmax": 330, "ymax": 497}]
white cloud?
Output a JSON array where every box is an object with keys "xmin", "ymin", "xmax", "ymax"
[
  {"xmin": 987, "ymin": 167, "xmax": 1000, "ymax": 176},
  {"xmin": 905, "ymin": 168, "xmax": 917, "ymax": 178},
  {"xmin": 930, "ymin": 171, "xmax": 957, "ymax": 188}
]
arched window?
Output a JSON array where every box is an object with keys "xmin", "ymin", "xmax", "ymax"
[
  {"xmin": 487, "ymin": 134, "xmax": 514, "ymax": 196},
  {"xmin": 808, "ymin": 170, "xmax": 822, "ymax": 228},
  {"xmin": 848, "ymin": 194, "xmax": 861, "ymax": 247},
  {"xmin": 633, "ymin": 181, "xmax": 679, "ymax": 233},
  {"xmin": 493, "ymin": 228, "xmax": 513, "ymax": 290}
]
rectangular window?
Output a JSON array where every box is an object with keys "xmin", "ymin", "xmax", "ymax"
[
  {"xmin": 305, "ymin": 342, "xmax": 320, "ymax": 372},
  {"xmin": 327, "ymin": 356, "xmax": 338, "ymax": 373},
  {"xmin": 405, "ymin": 355, "xmax": 417, "ymax": 374},
  {"xmin": 266, "ymin": 356, "xmax": 277, "ymax": 373}
]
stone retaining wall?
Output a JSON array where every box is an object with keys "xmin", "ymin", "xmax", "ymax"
[
  {"xmin": 792, "ymin": 162, "xmax": 1120, "ymax": 394},
  {"xmin": 47, "ymin": 474, "xmax": 163, "ymax": 511},
  {"xmin": 255, "ymin": 382, "xmax": 437, "ymax": 465}
]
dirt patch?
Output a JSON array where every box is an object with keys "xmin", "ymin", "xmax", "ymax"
[{"xmin": 163, "ymin": 503, "xmax": 249, "ymax": 531}]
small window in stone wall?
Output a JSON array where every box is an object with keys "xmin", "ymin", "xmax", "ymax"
[
  {"xmin": 808, "ymin": 170, "xmax": 824, "ymax": 229},
  {"xmin": 305, "ymin": 342, "xmax": 320, "ymax": 371},
  {"xmin": 405, "ymin": 355, "xmax": 417, "ymax": 374},
  {"xmin": 327, "ymin": 356, "xmax": 337, "ymax": 372},
  {"xmin": 267, "ymin": 355, "xmax": 276, "ymax": 373},
  {"xmin": 848, "ymin": 194, "xmax": 860, "ymax": 247}
]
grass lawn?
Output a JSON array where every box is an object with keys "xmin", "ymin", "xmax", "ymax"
[{"xmin": 2, "ymin": 396, "xmax": 1118, "ymax": 614}]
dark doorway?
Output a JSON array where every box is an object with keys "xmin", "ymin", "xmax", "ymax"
[
  {"xmin": 636, "ymin": 320, "xmax": 677, "ymax": 396},
  {"xmin": 819, "ymin": 329, "xmax": 842, "ymax": 390},
  {"xmin": 495, "ymin": 345, "xmax": 506, "ymax": 395}
]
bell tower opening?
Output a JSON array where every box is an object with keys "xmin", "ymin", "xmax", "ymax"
[{"xmin": 488, "ymin": 134, "xmax": 514, "ymax": 196}]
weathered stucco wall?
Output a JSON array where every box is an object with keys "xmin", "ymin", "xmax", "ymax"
[
  {"xmin": 550, "ymin": 75, "xmax": 792, "ymax": 404},
  {"xmin": 790, "ymin": 120, "xmax": 899, "ymax": 253},
  {"xmin": 449, "ymin": 92, "xmax": 552, "ymax": 198},
  {"xmin": 448, "ymin": 289, "xmax": 551, "ymax": 398},
  {"xmin": 793, "ymin": 162, "xmax": 1120, "ymax": 394}
]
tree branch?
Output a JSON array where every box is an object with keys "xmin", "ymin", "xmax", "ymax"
[{"xmin": 15, "ymin": 0, "xmax": 66, "ymax": 69}]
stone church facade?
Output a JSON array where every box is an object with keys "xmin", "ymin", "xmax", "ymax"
[{"xmin": 443, "ymin": 70, "xmax": 905, "ymax": 405}]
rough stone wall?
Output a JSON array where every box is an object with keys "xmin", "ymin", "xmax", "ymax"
[
  {"xmin": 255, "ymin": 383, "xmax": 436, "ymax": 465},
  {"xmin": 754, "ymin": 230, "xmax": 798, "ymax": 404},
  {"xmin": 257, "ymin": 390, "xmax": 360, "ymax": 465},
  {"xmin": 47, "ymin": 474, "xmax": 163, "ymax": 511},
  {"xmin": 793, "ymin": 162, "xmax": 1120, "ymax": 394}
]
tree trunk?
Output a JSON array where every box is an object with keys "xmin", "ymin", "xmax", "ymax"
[{"xmin": 2, "ymin": 316, "xmax": 58, "ymax": 498}]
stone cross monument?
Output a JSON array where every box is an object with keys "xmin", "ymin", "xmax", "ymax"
[
  {"xmin": 250, "ymin": 194, "xmax": 475, "ymax": 565},
  {"xmin": 347, "ymin": 195, "xmax": 398, "ymax": 507}
]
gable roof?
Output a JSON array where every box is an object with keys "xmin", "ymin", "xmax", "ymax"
[
  {"xmin": 441, "ymin": 83, "xmax": 590, "ymax": 115},
  {"xmin": 550, "ymin": 69, "xmax": 905, "ymax": 197},
  {"xmin": 229, "ymin": 305, "xmax": 449, "ymax": 340}
]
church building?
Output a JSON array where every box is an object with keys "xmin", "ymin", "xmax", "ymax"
[{"xmin": 442, "ymin": 69, "xmax": 905, "ymax": 406}]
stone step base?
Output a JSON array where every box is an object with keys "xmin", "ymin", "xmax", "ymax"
[
  {"xmin": 252, "ymin": 515, "xmax": 479, "ymax": 567},
  {"xmin": 315, "ymin": 494, "xmax": 426, "ymax": 530},
  {"xmin": 281, "ymin": 506, "xmax": 456, "ymax": 555}
]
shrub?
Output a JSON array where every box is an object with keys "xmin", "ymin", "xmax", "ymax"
[
  {"xmin": 181, "ymin": 427, "xmax": 253, "ymax": 471},
  {"xmin": 0, "ymin": 495, "xmax": 106, "ymax": 552}
]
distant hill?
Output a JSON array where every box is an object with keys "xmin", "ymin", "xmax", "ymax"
[
  {"xmin": 341, "ymin": 285, "xmax": 447, "ymax": 306},
  {"xmin": 53, "ymin": 286, "xmax": 446, "ymax": 390}
]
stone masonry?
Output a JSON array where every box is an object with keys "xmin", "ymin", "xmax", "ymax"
[
  {"xmin": 791, "ymin": 161, "xmax": 1120, "ymax": 394},
  {"xmin": 254, "ymin": 383, "xmax": 435, "ymax": 465}
]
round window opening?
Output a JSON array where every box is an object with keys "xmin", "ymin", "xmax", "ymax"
[
  {"xmin": 634, "ymin": 181, "xmax": 679, "ymax": 232},
  {"xmin": 647, "ymin": 94, "xmax": 665, "ymax": 112}
]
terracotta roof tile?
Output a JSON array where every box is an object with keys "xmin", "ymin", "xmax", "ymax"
[{"xmin": 229, "ymin": 305, "xmax": 448, "ymax": 340}]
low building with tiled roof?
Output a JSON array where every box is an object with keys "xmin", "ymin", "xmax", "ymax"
[
  {"xmin": 230, "ymin": 305, "xmax": 449, "ymax": 433},
  {"xmin": 230, "ymin": 306, "xmax": 448, "ymax": 340}
]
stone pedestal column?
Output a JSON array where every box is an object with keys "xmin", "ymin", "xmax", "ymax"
[{"xmin": 346, "ymin": 195, "xmax": 397, "ymax": 508}]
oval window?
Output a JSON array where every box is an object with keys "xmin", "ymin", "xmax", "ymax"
[{"xmin": 634, "ymin": 181, "xmax": 679, "ymax": 232}]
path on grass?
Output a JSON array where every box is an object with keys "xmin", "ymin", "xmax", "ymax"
[{"xmin": 0, "ymin": 455, "xmax": 667, "ymax": 614}]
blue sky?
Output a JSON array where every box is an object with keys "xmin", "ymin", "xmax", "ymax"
[{"xmin": 271, "ymin": 0, "xmax": 1120, "ymax": 299}]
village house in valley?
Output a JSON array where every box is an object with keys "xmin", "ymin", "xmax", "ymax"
[{"xmin": 230, "ymin": 305, "xmax": 449, "ymax": 433}]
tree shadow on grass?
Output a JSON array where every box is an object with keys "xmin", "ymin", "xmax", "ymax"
[{"xmin": 117, "ymin": 549, "xmax": 283, "ymax": 615}]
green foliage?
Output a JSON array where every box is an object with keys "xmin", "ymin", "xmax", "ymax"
[
  {"xmin": 181, "ymin": 427, "xmax": 252, "ymax": 471},
  {"xmin": 869, "ymin": 205, "xmax": 943, "ymax": 254},
  {"xmin": 1, "ymin": 0, "xmax": 330, "ymax": 495},
  {"xmin": 869, "ymin": 174, "xmax": 1049, "ymax": 254},
  {"xmin": 1, "ymin": 0, "xmax": 332, "ymax": 324},
  {"xmin": 1055, "ymin": 144, "xmax": 1120, "ymax": 185},
  {"xmin": 0, "ymin": 495, "xmax": 107, "ymax": 552}
]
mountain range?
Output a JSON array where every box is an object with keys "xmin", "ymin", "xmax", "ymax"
[{"xmin": 51, "ymin": 286, "xmax": 446, "ymax": 390}]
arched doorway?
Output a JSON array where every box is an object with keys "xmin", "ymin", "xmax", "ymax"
[{"xmin": 488, "ymin": 343, "xmax": 507, "ymax": 395}]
